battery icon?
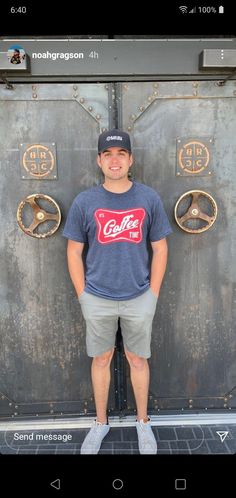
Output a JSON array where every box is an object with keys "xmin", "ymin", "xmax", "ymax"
[{"xmin": 219, "ymin": 5, "xmax": 224, "ymax": 13}]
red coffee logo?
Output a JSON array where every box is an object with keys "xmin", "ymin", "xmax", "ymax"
[{"xmin": 94, "ymin": 208, "xmax": 146, "ymax": 244}]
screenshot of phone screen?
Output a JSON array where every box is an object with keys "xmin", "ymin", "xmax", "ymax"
[{"xmin": 0, "ymin": 2, "xmax": 235, "ymax": 496}]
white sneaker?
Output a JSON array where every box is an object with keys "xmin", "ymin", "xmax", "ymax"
[
  {"xmin": 80, "ymin": 420, "xmax": 110, "ymax": 454},
  {"xmin": 136, "ymin": 418, "xmax": 157, "ymax": 454}
]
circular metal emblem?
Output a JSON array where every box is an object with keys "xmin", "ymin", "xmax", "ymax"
[
  {"xmin": 17, "ymin": 194, "xmax": 61, "ymax": 238},
  {"xmin": 22, "ymin": 144, "xmax": 55, "ymax": 178},
  {"xmin": 174, "ymin": 190, "xmax": 217, "ymax": 234},
  {"xmin": 178, "ymin": 141, "xmax": 210, "ymax": 174}
]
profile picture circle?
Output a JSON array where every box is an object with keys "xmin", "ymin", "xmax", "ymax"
[{"xmin": 7, "ymin": 45, "xmax": 25, "ymax": 65}]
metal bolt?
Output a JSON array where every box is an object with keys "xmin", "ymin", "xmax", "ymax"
[
  {"xmin": 32, "ymin": 85, "xmax": 36, "ymax": 90},
  {"xmin": 139, "ymin": 106, "xmax": 145, "ymax": 111},
  {"xmin": 193, "ymin": 91, "xmax": 198, "ymax": 96},
  {"xmin": 79, "ymin": 98, "xmax": 85, "ymax": 103},
  {"xmin": 73, "ymin": 85, "xmax": 78, "ymax": 90},
  {"xmin": 153, "ymin": 91, "xmax": 158, "ymax": 96},
  {"xmin": 73, "ymin": 94, "xmax": 78, "ymax": 98},
  {"xmin": 32, "ymin": 93, "xmax": 37, "ymax": 98},
  {"xmin": 130, "ymin": 114, "xmax": 136, "ymax": 120},
  {"xmin": 96, "ymin": 114, "xmax": 101, "ymax": 120},
  {"xmin": 153, "ymin": 83, "xmax": 159, "ymax": 88}
]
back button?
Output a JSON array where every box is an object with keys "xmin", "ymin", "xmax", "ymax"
[{"xmin": 50, "ymin": 479, "xmax": 61, "ymax": 490}]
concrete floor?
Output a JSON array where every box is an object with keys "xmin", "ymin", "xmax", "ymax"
[{"xmin": 1, "ymin": 412, "xmax": 236, "ymax": 454}]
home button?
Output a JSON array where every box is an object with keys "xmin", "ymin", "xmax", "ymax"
[{"xmin": 112, "ymin": 478, "xmax": 124, "ymax": 490}]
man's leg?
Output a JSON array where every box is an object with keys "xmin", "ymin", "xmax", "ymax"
[
  {"xmin": 78, "ymin": 292, "xmax": 118, "ymax": 454},
  {"xmin": 125, "ymin": 349, "xmax": 157, "ymax": 454},
  {"xmin": 91, "ymin": 348, "xmax": 114, "ymax": 423},
  {"xmin": 80, "ymin": 348, "xmax": 114, "ymax": 454},
  {"xmin": 124, "ymin": 349, "xmax": 149, "ymax": 421}
]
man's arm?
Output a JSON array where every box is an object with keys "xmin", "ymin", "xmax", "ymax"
[
  {"xmin": 67, "ymin": 240, "xmax": 85, "ymax": 297},
  {"xmin": 150, "ymin": 238, "xmax": 168, "ymax": 297}
]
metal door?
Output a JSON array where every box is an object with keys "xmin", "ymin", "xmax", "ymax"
[
  {"xmin": 119, "ymin": 80, "xmax": 236, "ymax": 412},
  {"xmin": 1, "ymin": 80, "xmax": 236, "ymax": 419},
  {"xmin": 0, "ymin": 83, "xmax": 112, "ymax": 417}
]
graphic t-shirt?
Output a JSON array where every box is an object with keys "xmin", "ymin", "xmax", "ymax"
[{"xmin": 62, "ymin": 182, "xmax": 172, "ymax": 300}]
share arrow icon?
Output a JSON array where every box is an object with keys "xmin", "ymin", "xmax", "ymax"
[{"xmin": 216, "ymin": 431, "xmax": 229, "ymax": 443}]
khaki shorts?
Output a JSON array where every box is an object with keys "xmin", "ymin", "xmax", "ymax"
[{"xmin": 78, "ymin": 287, "xmax": 158, "ymax": 358}]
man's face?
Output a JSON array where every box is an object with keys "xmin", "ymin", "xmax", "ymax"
[{"xmin": 97, "ymin": 147, "xmax": 133, "ymax": 181}]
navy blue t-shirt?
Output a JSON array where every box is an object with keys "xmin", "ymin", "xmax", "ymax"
[{"xmin": 63, "ymin": 182, "xmax": 172, "ymax": 300}]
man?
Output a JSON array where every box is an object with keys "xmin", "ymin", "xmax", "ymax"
[
  {"xmin": 10, "ymin": 49, "xmax": 21, "ymax": 64},
  {"xmin": 63, "ymin": 128, "xmax": 172, "ymax": 454}
]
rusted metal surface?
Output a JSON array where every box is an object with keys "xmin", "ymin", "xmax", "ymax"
[
  {"xmin": 0, "ymin": 79, "xmax": 236, "ymax": 418},
  {"xmin": 0, "ymin": 83, "xmax": 109, "ymax": 414},
  {"xmin": 121, "ymin": 80, "xmax": 236, "ymax": 410}
]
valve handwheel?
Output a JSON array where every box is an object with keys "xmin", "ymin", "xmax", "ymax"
[
  {"xmin": 174, "ymin": 190, "xmax": 217, "ymax": 234},
  {"xmin": 17, "ymin": 194, "xmax": 61, "ymax": 238}
]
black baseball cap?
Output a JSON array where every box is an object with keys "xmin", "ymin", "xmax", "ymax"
[{"xmin": 98, "ymin": 128, "xmax": 131, "ymax": 153}]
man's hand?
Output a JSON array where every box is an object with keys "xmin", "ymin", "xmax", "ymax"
[
  {"xmin": 150, "ymin": 238, "xmax": 168, "ymax": 297},
  {"xmin": 67, "ymin": 240, "xmax": 85, "ymax": 297}
]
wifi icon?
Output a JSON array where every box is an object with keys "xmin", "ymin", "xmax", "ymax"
[{"xmin": 179, "ymin": 5, "xmax": 188, "ymax": 13}]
